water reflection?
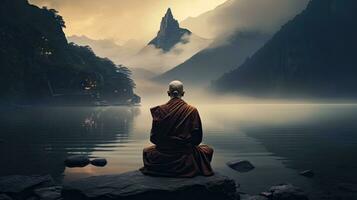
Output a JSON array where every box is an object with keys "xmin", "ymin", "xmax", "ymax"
[
  {"xmin": 0, "ymin": 106, "xmax": 139, "ymax": 183},
  {"xmin": 1, "ymin": 104, "xmax": 357, "ymax": 199},
  {"xmin": 240, "ymin": 105, "xmax": 357, "ymax": 198}
]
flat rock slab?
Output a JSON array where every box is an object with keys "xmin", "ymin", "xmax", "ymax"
[
  {"xmin": 269, "ymin": 184, "xmax": 309, "ymax": 200},
  {"xmin": 0, "ymin": 194, "xmax": 12, "ymax": 200},
  {"xmin": 0, "ymin": 175, "xmax": 54, "ymax": 194},
  {"xmin": 34, "ymin": 186, "xmax": 62, "ymax": 200},
  {"xmin": 63, "ymin": 170, "xmax": 237, "ymax": 200}
]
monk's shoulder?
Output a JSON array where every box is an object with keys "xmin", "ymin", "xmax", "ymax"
[
  {"xmin": 186, "ymin": 104, "xmax": 199, "ymax": 113},
  {"xmin": 150, "ymin": 105, "xmax": 167, "ymax": 119}
]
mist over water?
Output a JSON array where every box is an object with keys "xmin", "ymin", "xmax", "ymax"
[{"xmin": 1, "ymin": 86, "xmax": 357, "ymax": 199}]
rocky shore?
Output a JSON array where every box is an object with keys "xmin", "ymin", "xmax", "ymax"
[{"xmin": 0, "ymin": 170, "xmax": 310, "ymax": 200}]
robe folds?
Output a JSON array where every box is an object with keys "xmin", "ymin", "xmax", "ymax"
[{"xmin": 140, "ymin": 98, "xmax": 214, "ymax": 177}]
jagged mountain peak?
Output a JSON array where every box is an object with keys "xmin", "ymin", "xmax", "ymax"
[{"xmin": 148, "ymin": 8, "xmax": 191, "ymax": 52}]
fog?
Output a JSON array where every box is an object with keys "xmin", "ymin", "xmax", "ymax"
[
  {"xmin": 181, "ymin": 0, "xmax": 310, "ymax": 39},
  {"xmin": 122, "ymin": 34, "xmax": 211, "ymax": 72}
]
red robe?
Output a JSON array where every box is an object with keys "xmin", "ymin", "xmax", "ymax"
[{"xmin": 140, "ymin": 98, "xmax": 214, "ymax": 177}]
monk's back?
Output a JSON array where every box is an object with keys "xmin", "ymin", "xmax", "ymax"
[
  {"xmin": 140, "ymin": 81, "xmax": 214, "ymax": 177},
  {"xmin": 150, "ymin": 98, "xmax": 200, "ymax": 145}
]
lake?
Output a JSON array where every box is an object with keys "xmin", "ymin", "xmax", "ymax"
[{"xmin": 1, "ymin": 103, "xmax": 357, "ymax": 199}]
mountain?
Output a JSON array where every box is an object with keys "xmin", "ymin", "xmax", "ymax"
[
  {"xmin": 154, "ymin": 0, "xmax": 310, "ymax": 85},
  {"xmin": 148, "ymin": 8, "xmax": 191, "ymax": 52},
  {"xmin": 0, "ymin": 0, "xmax": 138, "ymax": 104},
  {"xmin": 214, "ymin": 0, "xmax": 357, "ymax": 98},
  {"xmin": 181, "ymin": 0, "xmax": 309, "ymax": 39},
  {"xmin": 68, "ymin": 35, "xmax": 142, "ymax": 65},
  {"xmin": 154, "ymin": 32, "xmax": 271, "ymax": 85}
]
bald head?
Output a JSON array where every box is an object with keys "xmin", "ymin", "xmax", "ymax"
[{"xmin": 168, "ymin": 80, "xmax": 185, "ymax": 98}]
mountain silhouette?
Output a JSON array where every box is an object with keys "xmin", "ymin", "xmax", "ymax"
[
  {"xmin": 214, "ymin": 0, "xmax": 357, "ymax": 98},
  {"xmin": 148, "ymin": 8, "xmax": 191, "ymax": 52},
  {"xmin": 155, "ymin": 32, "xmax": 271, "ymax": 85}
]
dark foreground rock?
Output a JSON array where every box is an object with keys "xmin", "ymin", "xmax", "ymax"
[
  {"xmin": 299, "ymin": 170, "xmax": 314, "ymax": 178},
  {"xmin": 90, "ymin": 158, "xmax": 107, "ymax": 167},
  {"xmin": 0, "ymin": 194, "xmax": 12, "ymax": 200},
  {"xmin": 266, "ymin": 184, "xmax": 309, "ymax": 200},
  {"xmin": 63, "ymin": 170, "xmax": 237, "ymax": 200},
  {"xmin": 64, "ymin": 155, "xmax": 90, "ymax": 168},
  {"xmin": 227, "ymin": 160, "xmax": 255, "ymax": 172},
  {"xmin": 0, "ymin": 175, "xmax": 55, "ymax": 199},
  {"xmin": 34, "ymin": 186, "xmax": 62, "ymax": 200},
  {"xmin": 240, "ymin": 194, "xmax": 268, "ymax": 200}
]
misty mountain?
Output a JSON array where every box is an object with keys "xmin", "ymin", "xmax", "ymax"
[
  {"xmin": 214, "ymin": 0, "xmax": 357, "ymax": 98},
  {"xmin": 0, "ymin": 0, "xmax": 138, "ymax": 104},
  {"xmin": 68, "ymin": 35, "xmax": 142, "ymax": 65},
  {"xmin": 154, "ymin": 32, "xmax": 271, "ymax": 85},
  {"xmin": 148, "ymin": 8, "xmax": 191, "ymax": 52},
  {"xmin": 181, "ymin": 0, "xmax": 309, "ymax": 39}
]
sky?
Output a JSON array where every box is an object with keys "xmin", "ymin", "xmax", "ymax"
[
  {"xmin": 29, "ymin": 0, "xmax": 227, "ymax": 44},
  {"xmin": 28, "ymin": 0, "xmax": 309, "ymax": 73}
]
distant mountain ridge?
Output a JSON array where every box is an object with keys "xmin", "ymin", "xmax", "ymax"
[
  {"xmin": 154, "ymin": 32, "xmax": 271, "ymax": 85},
  {"xmin": 148, "ymin": 8, "xmax": 191, "ymax": 52},
  {"xmin": 214, "ymin": 0, "xmax": 357, "ymax": 98}
]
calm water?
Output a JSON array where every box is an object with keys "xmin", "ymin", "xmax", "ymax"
[{"xmin": 1, "ymin": 103, "xmax": 357, "ymax": 199}]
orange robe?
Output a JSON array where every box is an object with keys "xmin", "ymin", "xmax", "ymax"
[{"xmin": 140, "ymin": 98, "xmax": 214, "ymax": 177}]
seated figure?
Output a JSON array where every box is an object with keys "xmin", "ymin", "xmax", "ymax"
[{"xmin": 140, "ymin": 80, "xmax": 214, "ymax": 177}]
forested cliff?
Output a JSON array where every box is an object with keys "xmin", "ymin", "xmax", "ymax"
[{"xmin": 0, "ymin": 0, "xmax": 139, "ymax": 105}]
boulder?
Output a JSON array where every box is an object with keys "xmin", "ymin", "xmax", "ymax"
[
  {"xmin": 227, "ymin": 160, "xmax": 255, "ymax": 172},
  {"xmin": 34, "ymin": 186, "xmax": 62, "ymax": 200},
  {"xmin": 63, "ymin": 170, "xmax": 237, "ymax": 200},
  {"xmin": 260, "ymin": 192, "xmax": 272, "ymax": 198},
  {"xmin": 299, "ymin": 170, "xmax": 314, "ymax": 178},
  {"xmin": 269, "ymin": 184, "xmax": 309, "ymax": 200},
  {"xmin": 90, "ymin": 158, "xmax": 107, "ymax": 167},
  {"xmin": 337, "ymin": 183, "xmax": 357, "ymax": 193},
  {"xmin": 240, "ymin": 194, "xmax": 268, "ymax": 200},
  {"xmin": 0, "ymin": 175, "xmax": 54, "ymax": 199},
  {"xmin": 64, "ymin": 155, "xmax": 90, "ymax": 168},
  {"xmin": 0, "ymin": 194, "xmax": 12, "ymax": 200}
]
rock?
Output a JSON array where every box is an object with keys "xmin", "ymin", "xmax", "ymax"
[
  {"xmin": 63, "ymin": 170, "xmax": 237, "ymax": 200},
  {"xmin": 299, "ymin": 170, "xmax": 314, "ymax": 178},
  {"xmin": 64, "ymin": 155, "xmax": 90, "ymax": 168},
  {"xmin": 90, "ymin": 158, "xmax": 107, "ymax": 167},
  {"xmin": 34, "ymin": 186, "xmax": 62, "ymax": 200},
  {"xmin": 260, "ymin": 192, "xmax": 272, "ymax": 198},
  {"xmin": 240, "ymin": 194, "xmax": 268, "ymax": 200},
  {"xmin": 227, "ymin": 160, "xmax": 255, "ymax": 172},
  {"xmin": 0, "ymin": 194, "xmax": 12, "ymax": 200},
  {"xmin": 337, "ymin": 183, "xmax": 357, "ymax": 193},
  {"xmin": 0, "ymin": 175, "xmax": 54, "ymax": 194},
  {"xmin": 0, "ymin": 175, "xmax": 54, "ymax": 199},
  {"xmin": 25, "ymin": 196, "xmax": 39, "ymax": 200},
  {"xmin": 269, "ymin": 184, "xmax": 309, "ymax": 200}
]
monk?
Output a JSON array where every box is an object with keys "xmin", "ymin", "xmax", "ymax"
[{"xmin": 140, "ymin": 80, "xmax": 214, "ymax": 177}]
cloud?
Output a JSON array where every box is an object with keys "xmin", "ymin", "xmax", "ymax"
[
  {"xmin": 181, "ymin": 0, "xmax": 310, "ymax": 39},
  {"xmin": 68, "ymin": 33, "xmax": 211, "ymax": 74},
  {"xmin": 121, "ymin": 34, "xmax": 212, "ymax": 72}
]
